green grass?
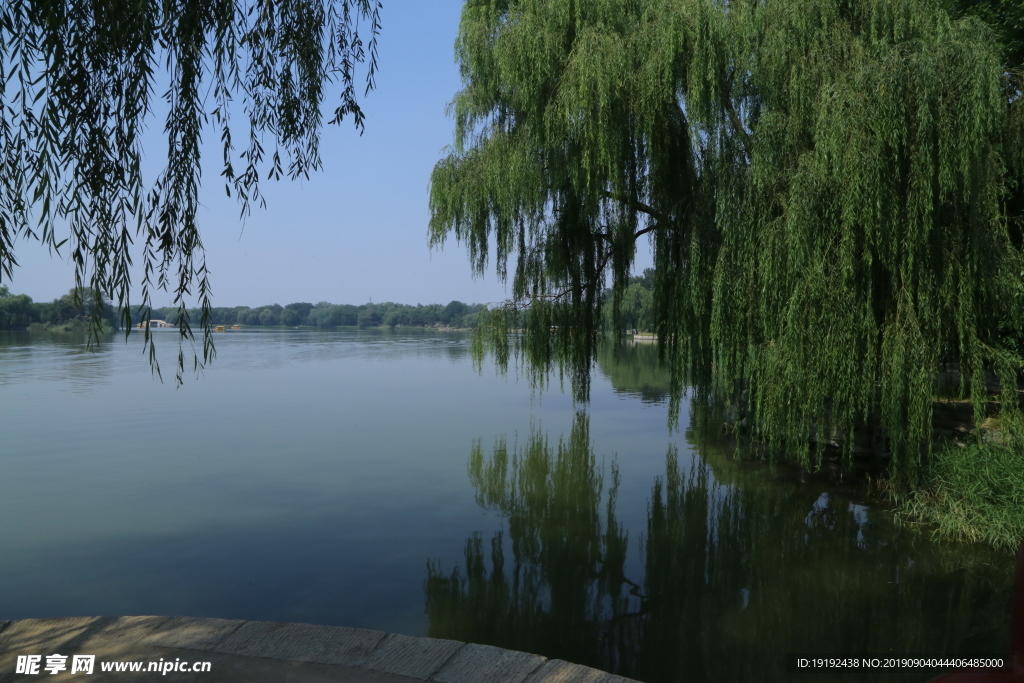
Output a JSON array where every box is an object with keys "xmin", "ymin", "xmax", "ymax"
[{"xmin": 894, "ymin": 433, "xmax": 1024, "ymax": 553}]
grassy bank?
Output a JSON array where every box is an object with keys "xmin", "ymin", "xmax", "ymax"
[{"xmin": 893, "ymin": 432, "xmax": 1024, "ymax": 552}]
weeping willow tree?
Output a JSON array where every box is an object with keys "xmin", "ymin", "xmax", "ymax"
[
  {"xmin": 945, "ymin": 0, "xmax": 1024, "ymax": 69},
  {"xmin": 0, "ymin": 0, "xmax": 381, "ymax": 381},
  {"xmin": 430, "ymin": 0, "xmax": 1024, "ymax": 472}
]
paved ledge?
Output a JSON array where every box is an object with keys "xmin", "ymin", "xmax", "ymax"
[{"xmin": 0, "ymin": 617, "xmax": 640, "ymax": 683}]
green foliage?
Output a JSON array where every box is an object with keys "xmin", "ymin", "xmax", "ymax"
[
  {"xmin": 0, "ymin": 286, "xmax": 119, "ymax": 331},
  {"xmin": 279, "ymin": 308, "xmax": 301, "ymax": 326},
  {"xmin": 0, "ymin": 286, "xmax": 34, "ymax": 329},
  {"xmin": 431, "ymin": 0, "xmax": 1024, "ymax": 473},
  {"xmin": 357, "ymin": 306, "xmax": 381, "ymax": 328},
  {"xmin": 894, "ymin": 424, "xmax": 1024, "ymax": 551},
  {"xmin": 0, "ymin": 0, "xmax": 381, "ymax": 381},
  {"xmin": 284, "ymin": 301, "xmax": 314, "ymax": 323},
  {"xmin": 601, "ymin": 268, "xmax": 656, "ymax": 334},
  {"xmin": 604, "ymin": 283, "xmax": 654, "ymax": 334},
  {"xmin": 309, "ymin": 302, "xmax": 360, "ymax": 327},
  {"xmin": 123, "ymin": 299, "xmax": 488, "ymax": 329},
  {"xmin": 258, "ymin": 306, "xmax": 281, "ymax": 327},
  {"xmin": 442, "ymin": 300, "xmax": 470, "ymax": 325},
  {"xmin": 946, "ymin": 0, "xmax": 1024, "ymax": 67}
]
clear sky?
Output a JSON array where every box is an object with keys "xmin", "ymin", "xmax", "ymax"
[{"xmin": 8, "ymin": 0, "xmax": 652, "ymax": 309}]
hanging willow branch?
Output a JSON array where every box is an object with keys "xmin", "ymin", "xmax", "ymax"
[
  {"xmin": 429, "ymin": 0, "xmax": 1024, "ymax": 474},
  {"xmin": 0, "ymin": 0, "xmax": 381, "ymax": 382}
]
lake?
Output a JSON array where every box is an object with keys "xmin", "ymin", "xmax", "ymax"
[{"xmin": 0, "ymin": 328, "xmax": 1014, "ymax": 682}]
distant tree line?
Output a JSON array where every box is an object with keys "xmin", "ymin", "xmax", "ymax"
[
  {"xmin": 127, "ymin": 299, "xmax": 485, "ymax": 329},
  {"xmin": 604, "ymin": 268, "xmax": 655, "ymax": 335},
  {"xmin": 0, "ymin": 286, "xmax": 119, "ymax": 330},
  {"xmin": 0, "ymin": 288, "xmax": 486, "ymax": 331},
  {"xmin": 0, "ymin": 281, "xmax": 665, "ymax": 334}
]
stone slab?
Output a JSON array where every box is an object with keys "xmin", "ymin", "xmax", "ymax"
[
  {"xmin": 137, "ymin": 616, "xmax": 245, "ymax": 650},
  {"xmin": 84, "ymin": 616, "xmax": 171, "ymax": 647},
  {"xmin": 432, "ymin": 643, "xmax": 546, "ymax": 683},
  {"xmin": 0, "ymin": 643, "xmax": 426, "ymax": 683},
  {"xmin": 215, "ymin": 621, "xmax": 388, "ymax": 666},
  {"xmin": 0, "ymin": 618, "xmax": 642, "ymax": 683},
  {"xmin": 368, "ymin": 633, "xmax": 465, "ymax": 679},
  {"xmin": 0, "ymin": 616, "xmax": 113, "ymax": 653},
  {"xmin": 526, "ymin": 659, "xmax": 638, "ymax": 683}
]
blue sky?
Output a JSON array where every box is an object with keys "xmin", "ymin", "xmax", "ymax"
[{"xmin": 9, "ymin": 1, "xmax": 651, "ymax": 309}]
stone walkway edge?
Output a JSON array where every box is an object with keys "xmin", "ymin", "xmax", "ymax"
[{"xmin": 0, "ymin": 616, "xmax": 640, "ymax": 683}]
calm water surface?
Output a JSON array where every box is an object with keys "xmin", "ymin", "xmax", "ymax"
[{"xmin": 0, "ymin": 329, "xmax": 1014, "ymax": 682}]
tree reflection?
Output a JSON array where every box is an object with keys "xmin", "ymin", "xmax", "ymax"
[
  {"xmin": 595, "ymin": 341, "xmax": 672, "ymax": 404},
  {"xmin": 425, "ymin": 415, "xmax": 639, "ymax": 673},
  {"xmin": 427, "ymin": 417, "xmax": 1014, "ymax": 683}
]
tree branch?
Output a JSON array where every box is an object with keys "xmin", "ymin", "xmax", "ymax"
[
  {"xmin": 724, "ymin": 70, "xmax": 753, "ymax": 156},
  {"xmin": 600, "ymin": 190, "xmax": 666, "ymax": 223},
  {"xmin": 598, "ymin": 223, "xmax": 662, "ymax": 243}
]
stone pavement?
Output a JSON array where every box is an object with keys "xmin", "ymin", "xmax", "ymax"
[{"xmin": 0, "ymin": 617, "xmax": 640, "ymax": 683}]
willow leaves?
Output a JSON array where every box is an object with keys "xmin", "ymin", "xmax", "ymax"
[
  {"xmin": 430, "ymin": 0, "xmax": 1024, "ymax": 470},
  {"xmin": 0, "ymin": 0, "xmax": 381, "ymax": 381}
]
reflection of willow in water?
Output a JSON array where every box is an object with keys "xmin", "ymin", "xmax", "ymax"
[
  {"xmin": 426, "ymin": 416, "xmax": 1014, "ymax": 683},
  {"xmin": 425, "ymin": 415, "xmax": 638, "ymax": 673},
  {"xmin": 642, "ymin": 447, "xmax": 1011, "ymax": 683},
  {"xmin": 595, "ymin": 342, "xmax": 672, "ymax": 404}
]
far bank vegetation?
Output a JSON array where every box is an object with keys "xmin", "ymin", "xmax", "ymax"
[{"xmin": 0, "ymin": 287, "xmax": 487, "ymax": 332}]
